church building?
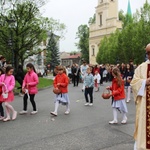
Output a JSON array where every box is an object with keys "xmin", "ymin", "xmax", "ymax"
[{"xmin": 89, "ymin": 0, "xmax": 123, "ymax": 64}]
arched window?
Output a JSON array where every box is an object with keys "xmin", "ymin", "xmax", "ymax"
[
  {"xmin": 100, "ymin": 14, "xmax": 102, "ymax": 26},
  {"xmin": 92, "ymin": 48, "xmax": 95, "ymax": 56}
]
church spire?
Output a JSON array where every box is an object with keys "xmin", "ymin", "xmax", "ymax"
[{"xmin": 127, "ymin": 0, "xmax": 132, "ymax": 16}]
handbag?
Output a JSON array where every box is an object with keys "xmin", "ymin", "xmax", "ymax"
[
  {"xmin": 53, "ymin": 88, "xmax": 61, "ymax": 94},
  {"xmin": 2, "ymin": 84, "xmax": 8, "ymax": 99},
  {"xmin": 101, "ymin": 89, "xmax": 111, "ymax": 99}
]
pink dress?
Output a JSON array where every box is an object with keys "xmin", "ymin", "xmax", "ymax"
[{"xmin": 0, "ymin": 74, "xmax": 15, "ymax": 102}]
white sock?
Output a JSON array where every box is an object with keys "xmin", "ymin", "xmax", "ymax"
[
  {"xmin": 127, "ymin": 86, "xmax": 131, "ymax": 100},
  {"xmin": 66, "ymin": 104, "xmax": 70, "ymax": 111},
  {"xmin": 82, "ymin": 84, "xmax": 85, "ymax": 90},
  {"xmin": 134, "ymin": 141, "xmax": 137, "ymax": 150},
  {"xmin": 54, "ymin": 101, "xmax": 59, "ymax": 113},
  {"xmin": 113, "ymin": 108, "xmax": 118, "ymax": 121},
  {"xmin": 123, "ymin": 113, "xmax": 127, "ymax": 120}
]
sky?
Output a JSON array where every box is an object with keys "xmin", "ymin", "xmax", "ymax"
[{"xmin": 41, "ymin": 0, "xmax": 148, "ymax": 52}]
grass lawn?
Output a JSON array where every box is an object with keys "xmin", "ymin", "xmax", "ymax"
[
  {"xmin": 38, "ymin": 77, "xmax": 53, "ymax": 89},
  {"xmin": 14, "ymin": 77, "xmax": 53, "ymax": 94}
]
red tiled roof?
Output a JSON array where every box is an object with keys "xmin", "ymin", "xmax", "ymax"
[{"xmin": 62, "ymin": 54, "xmax": 81, "ymax": 59}]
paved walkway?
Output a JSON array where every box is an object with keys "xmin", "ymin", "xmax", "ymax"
[{"xmin": 0, "ymin": 82, "xmax": 135, "ymax": 150}]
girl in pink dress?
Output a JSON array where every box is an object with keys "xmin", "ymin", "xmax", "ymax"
[
  {"xmin": 0, "ymin": 66, "xmax": 17, "ymax": 121},
  {"xmin": 0, "ymin": 68, "xmax": 5, "ymax": 120}
]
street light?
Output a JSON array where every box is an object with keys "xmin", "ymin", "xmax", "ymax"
[{"xmin": 7, "ymin": 17, "xmax": 15, "ymax": 68}]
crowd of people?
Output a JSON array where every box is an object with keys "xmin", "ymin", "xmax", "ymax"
[
  {"xmin": 51, "ymin": 60, "xmax": 135, "ymax": 117},
  {"xmin": 0, "ymin": 46, "xmax": 148, "ymax": 150}
]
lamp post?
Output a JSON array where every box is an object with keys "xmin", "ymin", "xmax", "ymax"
[{"xmin": 7, "ymin": 18, "xmax": 15, "ymax": 68}]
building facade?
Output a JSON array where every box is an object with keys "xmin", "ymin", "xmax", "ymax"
[
  {"xmin": 89, "ymin": 0, "xmax": 122, "ymax": 64},
  {"xmin": 60, "ymin": 52, "xmax": 81, "ymax": 66},
  {"xmin": 24, "ymin": 32, "xmax": 60, "ymax": 75}
]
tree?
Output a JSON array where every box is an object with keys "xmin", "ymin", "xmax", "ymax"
[
  {"xmin": 97, "ymin": 1, "xmax": 150, "ymax": 65},
  {"xmin": 0, "ymin": 0, "xmax": 47, "ymax": 70},
  {"xmin": 0, "ymin": 0, "xmax": 66, "ymax": 70},
  {"xmin": 88, "ymin": 14, "xmax": 96, "ymax": 25},
  {"xmin": 76, "ymin": 25, "xmax": 89, "ymax": 63},
  {"xmin": 46, "ymin": 33, "xmax": 60, "ymax": 70}
]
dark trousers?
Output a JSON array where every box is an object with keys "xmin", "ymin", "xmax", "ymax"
[
  {"xmin": 23, "ymin": 94, "xmax": 37, "ymax": 111},
  {"xmin": 84, "ymin": 87, "xmax": 93, "ymax": 103},
  {"xmin": 74, "ymin": 75, "xmax": 79, "ymax": 86},
  {"xmin": 0, "ymin": 102, "xmax": 4, "ymax": 117}
]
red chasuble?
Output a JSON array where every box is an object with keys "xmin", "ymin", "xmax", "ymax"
[{"xmin": 146, "ymin": 64, "xmax": 150, "ymax": 148}]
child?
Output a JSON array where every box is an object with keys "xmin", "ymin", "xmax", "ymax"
[
  {"xmin": 84, "ymin": 67, "xmax": 94, "ymax": 106},
  {"xmin": 94, "ymin": 71, "xmax": 101, "ymax": 92},
  {"xmin": 106, "ymin": 67, "xmax": 128, "ymax": 124},
  {"xmin": 51, "ymin": 65, "xmax": 70, "ymax": 116},
  {"xmin": 0, "ymin": 68, "xmax": 5, "ymax": 120},
  {"xmin": 19, "ymin": 63, "xmax": 39, "ymax": 115},
  {"xmin": 0, "ymin": 66, "xmax": 17, "ymax": 122}
]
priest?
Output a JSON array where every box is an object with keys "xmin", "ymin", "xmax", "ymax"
[{"xmin": 131, "ymin": 43, "xmax": 150, "ymax": 150}]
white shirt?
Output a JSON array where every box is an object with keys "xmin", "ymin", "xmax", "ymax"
[{"xmin": 94, "ymin": 73, "xmax": 101, "ymax": 83}]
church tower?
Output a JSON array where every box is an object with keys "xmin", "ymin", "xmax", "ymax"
[
  {"xmin": 127, "ymin": 0, "xmax": 132, "ymax": 16},
  {"xmin": 89, "ymin": 0, "xmax": 122, "ymax": 64}
]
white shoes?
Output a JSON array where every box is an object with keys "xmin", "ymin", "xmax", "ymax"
[
  {"xmin": 0, "ymin": 116, "xmax": 4, "ymax": 121},
  {"xmin": 12, "ymin": 111, "xmax": 17, "ymax": 120},
  {"xmin": 121, "ymin": 116, "xmax": 127, "ymax": 124},
  {"xmin": 109, "ymin": 120, "xmax": 118, "ymax": 124},
  {"xmin": 126, "ymin": 99, "xmax": 130, "ymax": 103},
  {"xmin": 19, "ymin": 110, "xmax": 28, "ymax": 115},
  {"xmin": 65, "ymin": 110, "xmax": 70, "ymax": 115},
  {"xmin": 84, "ymin": 103, "xmax": 89, "ymax": 106},
  {"xmin": 19, "ymin": 110, "xmax": 38, "ymax": 115},
  {"xmin": 85, "ymin": 103, "xmax": 93, "ymax": 106},
  {"xmin": 30, "ymin": 110, "xmax": 38, "ymax": 115},
  {"xmin": 50, "ymin": 111, "xmax": 57, "ymax": 116}
]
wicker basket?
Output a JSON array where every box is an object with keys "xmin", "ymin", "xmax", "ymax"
[{"xmin": 101, "ymin": 89, "xmax": 111, "ymax": 99}]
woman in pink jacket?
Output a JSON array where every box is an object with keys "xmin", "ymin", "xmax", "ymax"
[
  {"xmin": 19, "ymin": 63, "xmax": 39, "ymax": 115},
  {"xmin": 0, "ymin": 66, "xmax": 17, "ymax": 121}
]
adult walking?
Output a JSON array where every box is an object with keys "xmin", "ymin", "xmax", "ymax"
[
  {"xmin": 124, "ymin": 64, "xmax": 134, "ymax": 103},
  {"xmin": 131, "ymin": 43, "xmax": 150, "ymax": 150},
  {"xmin": 80, "ymin": 61, "xmax": 89, "ymax": 91},
  {"xmin": 74, "ymin": 64, "xmax": 80, "ymax": 86},
  {"xmin": 15, "ymin": 65, "xmax": 25, "ymax": 96}
]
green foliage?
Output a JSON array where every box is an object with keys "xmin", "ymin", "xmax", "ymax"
[
  {"xmin": 96, "ymin": 1, "xmax": 150, "ymax": 65},
  {"xmin": 0, "ymin": 0, "xmax": 66, "ymax": 70},
  {"xmin": 46, "ymin": 33, "xmax": 60, "ymax": 68},
  {"xmin": 70, "ymin": 51, "xmax": 77, "ymax": 55},
  {"xmin": 76, "ymin": 24, "xmax": 89, "ymax": 63},
  {"xmin": 88, "ymin": 14, "xmax": 96, "ymax": 25}
]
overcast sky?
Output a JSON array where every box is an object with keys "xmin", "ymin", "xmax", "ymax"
[{"xmin": 41, "ymin": 0, "xmax": 147, "ymax": 52}]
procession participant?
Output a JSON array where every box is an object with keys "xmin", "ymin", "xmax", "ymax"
[
  {"xmin": 19, "ymin": 63, "xmax": 39, "ymax": 115},
  {"xmin": 106, "ymin": 67, "xmax": 128, "ymax": 124},
  {"xmin": 51, "ymin": 65, "xmax": 70, "ymax": 116},
  {"xmin": 131, "ymin": 43, "xmax": 150, "ymax": 150},
  {"xmin": 80, "ymin": 61, "xmax": 89, "ymax": 91},
  {"xmin": 0, "ymin": 66, "xmax": 17, "ymax": 121}
]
